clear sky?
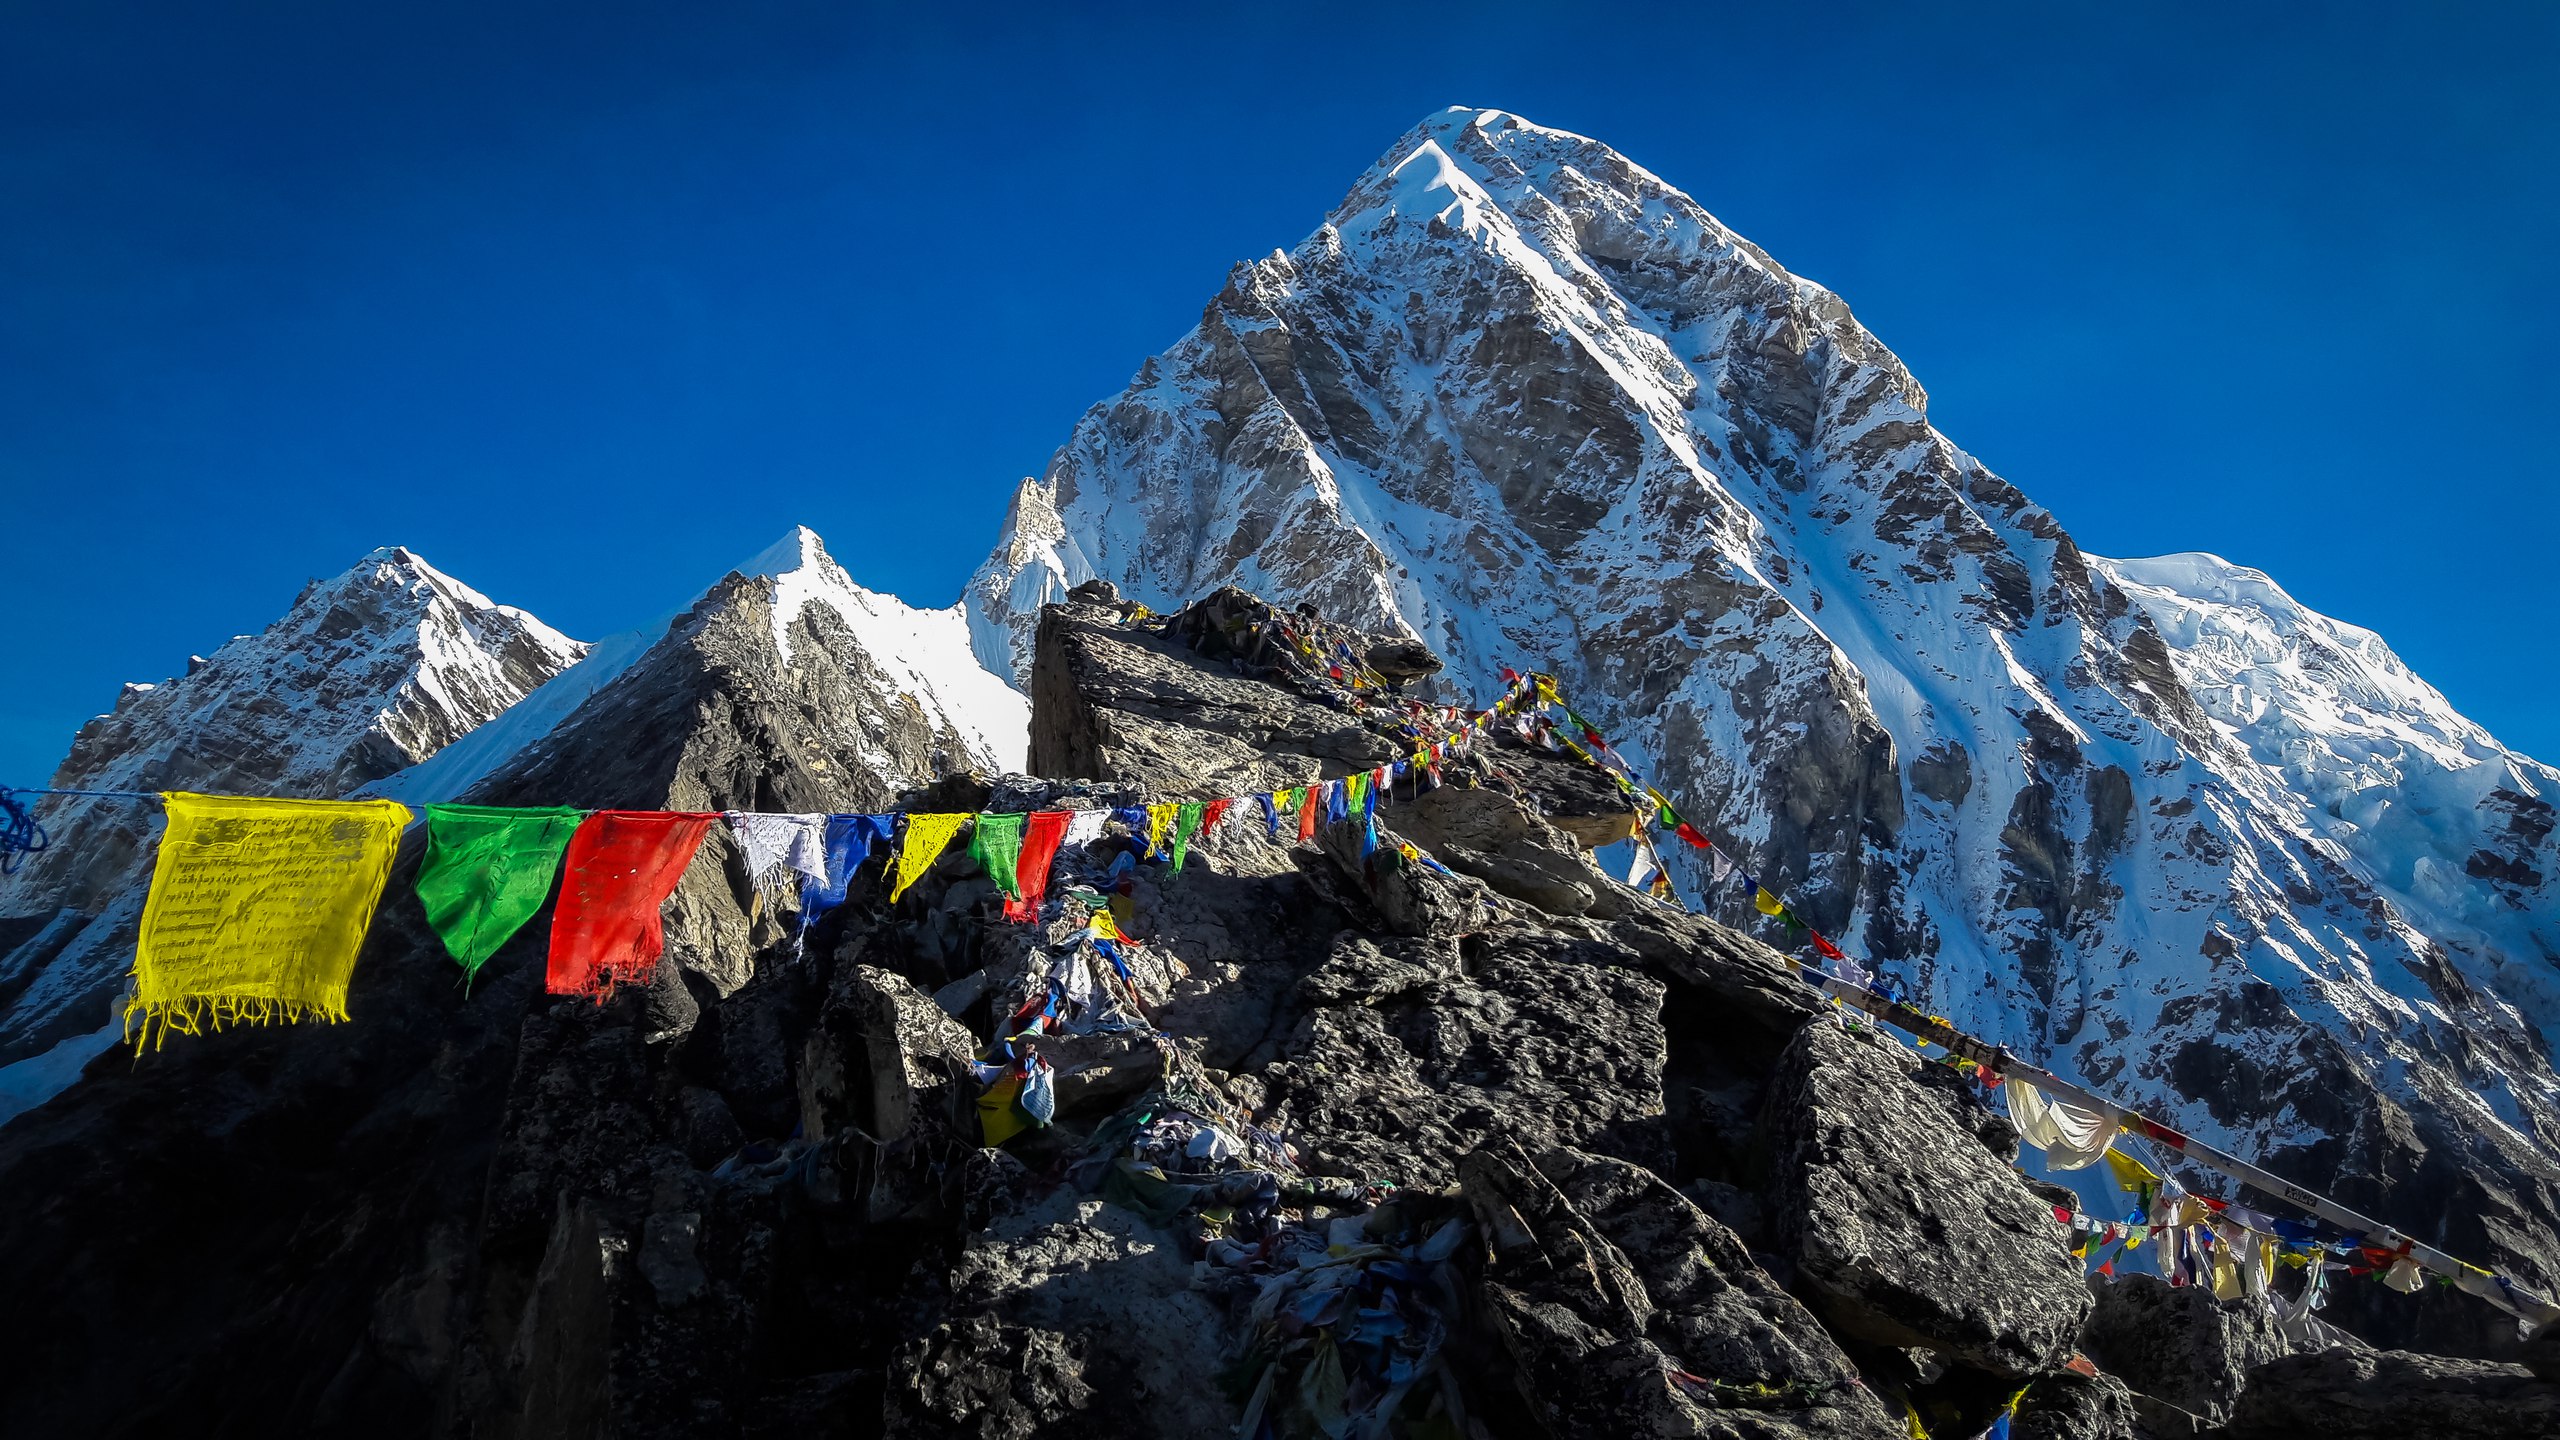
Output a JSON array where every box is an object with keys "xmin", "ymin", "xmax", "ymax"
[{"xmin": 3, "ymin": 2, "xmax": 2553, "ymax": 783}]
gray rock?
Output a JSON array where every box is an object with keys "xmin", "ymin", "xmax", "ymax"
[
  {"xmin": 2223, "ymin": 1347, "xmax": 2560, "ymax": 1439},
  {"xmin": 1764, "ymin": 1020, "xmax": 2091, "ymax": 1380},
  {"xmin": 2077, "ymin": 1272, "xmax": 2303, "ymax": 1425},
  {"xmin": 2011, "ymin": 1369, "xmax": 2137, "ymax": 1440},
  {"xmin": 1462, "ymin": 1144, "xmax": 1899, "ymax": 1438}
]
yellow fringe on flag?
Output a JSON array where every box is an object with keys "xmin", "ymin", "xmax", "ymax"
[
  {"xmin": 128, "ymin": 793, "xmax": 411, "ymax": 1050},
  {"xmin": 890, "ymin": 813, "xmax": 971, "ymax": 901}
]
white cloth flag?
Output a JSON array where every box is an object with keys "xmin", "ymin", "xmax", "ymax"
[
  {"xmin": 2005, "ymin": 1078, "xmax": 2119, "ymax": 1170},
  {"xmin": 1627, "ymin": 845, "xmax": 1660, "ymax": 889},
  {"xmin": 1063, "ymin": 810, "xmax": 1109, "ymax": 848},
  {"xmin": 727, "ymin": 812, "xmax": 829, "ymax": 888}
]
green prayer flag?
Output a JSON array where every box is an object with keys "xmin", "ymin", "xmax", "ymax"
[
  {"xmin": 1169, "ymin": 802, "xmax": 1205, "ymax": 874},
  {"xmin": 417, "ymin": 805, "xmax": 584, "ymax": 981},
  {"xmin": 969, "ymin": 812, "xmax": 1028, "ymax": 899},
  {"xmin": 1344, "ymin": 772, "xmax": 1369, "ymax": 813}
]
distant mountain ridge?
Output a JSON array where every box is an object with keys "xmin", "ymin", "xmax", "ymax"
[{"xmin": 0, "ymin": 527, "xmax": 1028, "ymax": 1125}]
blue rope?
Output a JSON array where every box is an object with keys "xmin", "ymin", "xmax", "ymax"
[{"xmin": 0, "ymin": 788, "xmax": 54, "ymax": 875}]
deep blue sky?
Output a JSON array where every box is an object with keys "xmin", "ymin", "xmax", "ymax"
[{"xmin": 4, "ymin": 2, "xmax": 2554, "ymax": 782}]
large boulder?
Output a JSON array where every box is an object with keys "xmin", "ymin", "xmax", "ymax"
[
  {"xmin": 1269, "ymin": 933, "xmax": 1672, "ymax": 1185},
  {"xmin": 2222, "ymin": 1347, "xmax": 2560, "ymax": 1439},
  {"xmin": 2011, "ymin": 1369, "xmax": 2137, "ymax": 1440},
  {"xmin": 2076, "ymin": 1272, "xmax": 2305, "ymax": 1426},
  {"xmin": 1461, "ymin": 1144, "xmax": 1899, "ymax": 1438},
  {"xmin": 1762, "ymin": 1020, "xmax": 2091, "ymax": 1381}
]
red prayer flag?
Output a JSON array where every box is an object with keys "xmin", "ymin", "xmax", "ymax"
[
  {"xmin": 1673, "ymin": 823, "xmax": 1712, "ymax": 849},
  {"xmin": 1297, "ymin": 786, "xmax": 1320, "ymax": 843},
  {"xmin": 1201, "ymin": 798, "xmax": 1233, "ymax": 834},
  {"xmin": 547, "ymin": 810, "xmax": 718, "ymax": 998},
  {"xmin": 1810, "ymin": 932, "xmax": 1846, "ymax": 961},
  {"xmin": 1004, "ymin": 811, "xmax": 1073, "ymax": 923}
]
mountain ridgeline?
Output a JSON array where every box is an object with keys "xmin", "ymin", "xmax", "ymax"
[{"xmin": 0, "ymin": 106, "xmax": 2554, "ymax": 1437}]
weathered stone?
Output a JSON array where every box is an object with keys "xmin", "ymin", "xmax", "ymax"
[
  {"xmin": 2077, "ymin": 1272, "xmax": 2304, "ymax": 1425},
  {"xmin": 2010, "ymin": 1368, "xmax": 2137, "ymax": 1440},
  {"xmin": 1763, "ymin": 1021, "xmax": 2090, "ymax": 1380},
  {"xmin": 2223, "ymin": 1347, "xmax": 2560, "ymax": 1440}
]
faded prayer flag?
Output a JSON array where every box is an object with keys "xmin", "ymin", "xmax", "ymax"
[
  {"xmin": 417, "ymin": 804, "xmax": 583, "ymax": 982},
  {"xmin": 546, "ymin": 810, "xmax": 717, "ymax": 997},
  {"xmin": 130, "ymin": 793, "xmax": 412, "ymax": 1046}
]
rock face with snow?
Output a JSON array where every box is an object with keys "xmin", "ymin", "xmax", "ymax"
[
  {"xmin": 966, "ymin": 106, "xmax": 2560, "ymax": 1348},
  {"xmin": 0, "ymin": 527, "xmax": 1026, "ymax": 1122},
  {"xmin": 0, "ymin": 547, "xmax": 586, "ymax": 1074}
]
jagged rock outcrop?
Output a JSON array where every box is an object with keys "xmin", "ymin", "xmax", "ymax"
[
  {"xmin": 2076, "ymin": 1272, "xmax": 2307, "ymax": 1427},
  {"xmin": 1765, "ymin": 1021, "xmax": 2091, "ymax": 1382},
  {"xmin": 2222, "ymin": 1347, "xmax": 2560, "ymax": 1439},
  {"xmin": 963, "ymin": 105, "xmax": 2560, "ymax": 1352},
  {"xmin": 2, "ymin": 578, "xmax": 2551, "ymax": 1440}
]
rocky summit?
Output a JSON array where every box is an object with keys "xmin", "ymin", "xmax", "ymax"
[
  {"xmin": 3, "ymin": 581, "xmax": 2557, "ymax": 1438},
  {"xmin": 966, "ymin": 106, "xmax": 2560, "ymax": 1356}
]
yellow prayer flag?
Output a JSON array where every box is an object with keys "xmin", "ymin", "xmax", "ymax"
[
  {"xmin": 1754, "ymin": 887, "xmax": 1785, "ymax": 917},
  {"xmin": 2103, "ymin": 1148, "xmax": 2163, "ymax": 1195},
  {"xmin": 890, "ymin": 813, "xmax": 971, "ymax": 901},
  {"xmin": 129, "ymin": 793, "xmax": 412, "ymax": 1048},
  {"xmin": 1145, "ymin": 803, "xmax": 1177, "ymax": 857}
]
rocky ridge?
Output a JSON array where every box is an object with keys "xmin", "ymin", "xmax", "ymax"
[
  {"xmin": 965, "ymin": 106, "xmax": 2560, "ymax": 1349},
  {"xmin": 0, "ymin": 546, "xmax": 586, "ymax": 1084},
  {"xmin": 2, "ymin": 581, "xmax": 2552, "ymax": 1436}
]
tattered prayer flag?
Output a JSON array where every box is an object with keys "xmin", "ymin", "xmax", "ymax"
[
  {"xmin": 890, "ymin": 813, "xmax": 971, "ymax": 901},
  {"xmin": 1297, "ymin": 786, "xmax": 1320, "ymax": 843},
  {"xmin": 727, "ymin": 812, "xmax": 828, "ymax": 888},
  {"xmin": 1201, "ymin": 797, "xmax": 1232, "ymax": 834},
  {"xmin": 969, "ymin": 812, "xmax": 1028, "ymax": 899},
  {"xmin": 1005, "ymin": 811, "xmax": 1072, "ymax": 923},
  {"xmin": 1259, "ymin": 792, "xmax": 1282, "ymax": 838},
  {"xmin": 130, "ymin": 793, "xmax": 412, "ymax": 1045},
  {"xmin": 1344, "ymin": 772, "xmax": 1369, "ymax": 814},
  {"xmin": 1627, "ymin": 845, "xmax": 1660, "ymax": 889},
  {"xmin": 1169, "ymin": 802, "xmax": 1204, "ymax": 874},
  {"xmin": 802, "ymin": 814, "xmax": 892, "ymax": 935},
  {"xmin": 546, "ymin": 810, "xmax": 717, "ymax": 998},
  {"xmin": 1144, "ymin": 803, "xmax": 1177, "ymax": 858},
  {"xmin": 417, "ymin": 804, "xmax": 583, "ymax": 982}
]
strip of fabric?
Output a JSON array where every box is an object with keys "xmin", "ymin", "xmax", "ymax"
[
  {"xmin": 1062, "ymin": 809, "xmax": 1109, "ymax": 848},
  {"xmin": 1005, "ymin": 811, "xmax": 1073, "ymax": 923},
  {"xmin": 727, "ymin": 812, "xmax": 828, "ymax": 888},
  {"xmin": 890, "ymin": 813, "xmax": 971, "ymax": 901},
  {"xmin": 130, "ymin": 793, "xmax": 412, "ymax": 1045},
  {"xmin": 417, "ymin": 804, "xmax": 584, "ymax": 982},
  {"xmin": 1297, "ymin": 786, "xmax": 1320, "ymax": 843},
  {"xmin": 802, "ymin": 813, "xmax": 892, "ymax": 932},
  {"xmin": 969, "ymin": 812, "xmax": 1028, "ymax": 899},
  {"xmin": 546, "ymin": 811, "xmax": 717, "ymax": 997},
  {"xmin": 1144, "ymin": 803, "xmax": 1177, "ymax": 858},
  {"xmin": 2007, "ymin": 1079, "xmax": 2118, "ymax": 1170},
  {"xmin": 1169, "ymin": 802, "xmax": 1204, "ymax": 873}
]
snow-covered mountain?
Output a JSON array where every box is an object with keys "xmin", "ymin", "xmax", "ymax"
[
  {"xmin": 0, "ymin": 546, "xmax": 586, "ymax": 1107},
  {"xmin": 969, "ymin": 105, "xmax": 2560, "ymax": 1325},
  {"xmin": 371, "ymin": 526, "xmax": 1025, "ymax": 808},
  {"xmin": 0, "ymin": 527, "xmax": 1027, "ymax": 1125}
]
